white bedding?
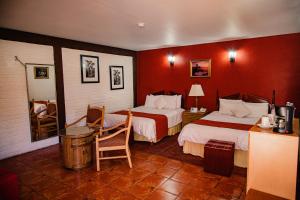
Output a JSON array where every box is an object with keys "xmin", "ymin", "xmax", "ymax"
[
  {"xmin": 178, "ymin": 111, "xmax": 259, "ymax": 150},
  {"xmin": 104, "ymin": 106, "xmax": 184, "ymax": 142}
]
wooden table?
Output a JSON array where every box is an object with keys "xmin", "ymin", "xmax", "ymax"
[
  {"xmin": 247, "ymin": 119, "xmax": 299, "ymax": 199},
  {"xmin": 59, "ymin": 126, "xmax": 97, "ymax": 170}
]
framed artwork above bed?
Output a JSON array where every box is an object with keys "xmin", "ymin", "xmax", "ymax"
[{"xmin": 190, "ymin": 59, "xmax": 211, "ymax": 78}]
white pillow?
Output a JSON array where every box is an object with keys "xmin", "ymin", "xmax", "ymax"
[
  {"xmin": 145, "ymin": 95, "xmax": 181, "ymax": 109},
  {"xmin": 219, "ymin": 99, "xmax": 242, "ymax": 115},
  {"xmin": 145, "ymin": 95, "xmax": 159, "ymax": 108},
  {"xmin": 231, "ymin": 102, "xmax": 250, "ymax": 118},
  {"xmin": 176, "ymin": 95, "xmax": 182, "ymax": 108},
  {"xmin": 155, "ymin": 96, "xmax": 166, "ymax": 109},
  {"xmin": 34, "ymin": 103, "xmax": 47, "ymax": 116},
  {"xmin": 244, "ymin": 102, "xmax": 269, "ymax": 117},
  {"xmin": 145, "ymin": 95, "xmax": 153, "ymax": 107},
  {"xmin": 162, "ymin": 95, "xmax": 178, "ymax": 109}
]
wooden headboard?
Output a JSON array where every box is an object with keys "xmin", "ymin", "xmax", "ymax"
[
  {"xmin": 149, "ymin": 90, "xmax": 185, "ymax": 108},
  {"xmin": 216, "ymin": 89, "xmax": 275, "ymax": 110},
  {"xmin": 150, "ymin": 90, "xmax": 165, "ymax": 95},
  {"xmin": 242, "ymin": 94, "xmax": 270, "ymax": 103}
]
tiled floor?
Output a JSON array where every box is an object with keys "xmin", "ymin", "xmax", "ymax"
[{"xmin": 0, "ymin": 143, "xmax": 246, "ymax": 200}]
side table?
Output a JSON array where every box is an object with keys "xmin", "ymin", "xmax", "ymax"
[
  {"xmin": 182, "ymin": 110, "xmax": 207, "ymax": 127},
  {"xmin": 59, "ymin": 126, "xmax": 96, "ymax": 170}
]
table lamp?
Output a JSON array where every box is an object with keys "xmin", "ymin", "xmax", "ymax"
[{"xmin": 189, "ymin": 84, "xmax": 204, "ymax": 112}]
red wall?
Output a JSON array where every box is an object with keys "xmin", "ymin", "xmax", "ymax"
[{"xmin": 137, "ymin": 33, "xmax": 300, "ymax": 113}]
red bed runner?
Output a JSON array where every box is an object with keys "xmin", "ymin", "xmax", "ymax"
[
  {"xmin": 114, "ymin": 110, "xmax": 168, "ymax": 141},
  {"xmin": 192, "ymin": 119, "xmax": 252, "ymax": 131}
]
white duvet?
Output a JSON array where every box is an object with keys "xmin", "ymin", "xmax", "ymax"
[
  {"xmin": 178, "ymin": 111, "xmax": 259, "ymax": 150},
  {"xmin": 104, "ymin": 106, "xmax": 184, "ymax": 142}
]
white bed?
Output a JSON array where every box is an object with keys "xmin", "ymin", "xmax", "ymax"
[
  {"xmin": 178, "ymin": 111, "xmax": 259, "ymax": 150},
  {"xmin": 104, "ymin": 106, "xmax": 184, "ymax": 142},
  {"xmin": 178, "ymin": 111, "xmax": 260, "ymax": 167}
]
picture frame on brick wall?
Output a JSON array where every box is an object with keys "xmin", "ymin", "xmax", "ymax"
[
  {"xmin": 80, "ymin": 55, "xmax": 100, "ymax": 83},
  {"xmin": 109, "ymin": 66, "xmax": 124, "ymax": 90}
]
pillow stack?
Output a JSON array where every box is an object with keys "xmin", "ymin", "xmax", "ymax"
[
  {"xmin": 145, "ymin": 95, "xmax": 182, "ymax": 109},
  {"xmin": 219, "ymin": 99, "xmax": 268, "ymax": 118}
]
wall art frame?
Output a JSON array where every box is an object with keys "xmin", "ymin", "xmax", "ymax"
[
  {"xmin": 80, "ymin": 55, "xmax": 100, "ymax": 83},
  {"xmin": 109, "ymin": 66, "xmax": 124, "ymax": 90},
  {"xmin": 34, "ymin": 65, "xmax": 49, "ymax": 79},
  {"xmin": 190, "ymin": 59, "xmax": 211, "ymax": 78}
]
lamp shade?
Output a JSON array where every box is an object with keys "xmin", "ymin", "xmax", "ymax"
[{"xmin": 189, "ymin": 84, "xmax": 204, "ymax": 96}]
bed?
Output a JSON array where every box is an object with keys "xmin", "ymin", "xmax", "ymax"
[
  {"xmin": 178, "ymin": 91, "xmax": 275, "ymax": 168},
  {"xmin": 104, "ymin": 91, "xmax": 185, "ymax": 143}
]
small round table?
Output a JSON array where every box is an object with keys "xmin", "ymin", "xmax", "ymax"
[{"xmin": 59, "ymin": 126, "xmax": 97, "ymax": 170}]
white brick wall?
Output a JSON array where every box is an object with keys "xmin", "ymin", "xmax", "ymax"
[
  {"xmin": 62, "ymin": 48, "xmax": 134, "ymax": 125},
  {"xmin": 0, "ymin": 40, "xmax": 58, "ymax": 160},
  {"xmin": 0, "ymin": 41, "xmax": 134, "ymax": 160}
]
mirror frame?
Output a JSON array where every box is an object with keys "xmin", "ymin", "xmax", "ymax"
[{"xmin": 25, "ymin": 63, "xmax": 59, "ymax": 142}]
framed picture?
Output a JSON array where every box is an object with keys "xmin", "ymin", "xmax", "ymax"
[
  {"xmin": 109, "ymin": 66, "xmax": 124, "ymax": 90},
  {"xmin": 34, "ymin": 66, "xmax": 49, "ymax": 79},
  {"xmin": 80, "ymin": 55, "xmax": 100, "ymax": 83},
  {"xmin": 190, "ymin": 59, "xmax": 211, "ymax": 78}
]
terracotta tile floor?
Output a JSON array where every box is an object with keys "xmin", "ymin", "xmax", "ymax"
[{"xmin": 0, "ymin": 144, "xmax": 246, "ymax": 200}]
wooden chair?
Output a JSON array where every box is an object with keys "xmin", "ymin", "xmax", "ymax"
[
  {"xmin": 95, "ymin": 110, "xmax": 133, "ymax": 171},
  {"xmin": 31, "ymin": 102, "xmax": 57, "ymax": 140},
  {"xmin": 65, "ymin": 105, "xmax": 105, "ymax": 129}
]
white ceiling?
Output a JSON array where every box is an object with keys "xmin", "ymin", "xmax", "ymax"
[{"xmin": 0, "ymin": 0, "xmax": 300, "ymax": 51}]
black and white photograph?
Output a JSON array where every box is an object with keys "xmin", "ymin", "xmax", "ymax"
[
  {"xmin": 109, "ymin": 66, "xmax": 124, "ymax": 90},
  {"xmin": 34, "ymin": 66, "xmax": 49, "ymax": 79},
  {"xmin": 80, "ymin": 55, "xmax": 100, "ymax": 83}
]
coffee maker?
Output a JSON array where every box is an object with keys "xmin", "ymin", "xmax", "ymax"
[{"xmin": 273, "ymin": 102, "xmax": 296, "ymax": 134}]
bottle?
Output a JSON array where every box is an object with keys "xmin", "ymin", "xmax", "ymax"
[{"xmin": 270, "ymin": 104, "xmax": 276, "ymax": 124}]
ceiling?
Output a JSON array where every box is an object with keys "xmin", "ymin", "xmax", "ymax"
[{"xmin": 0, "ymin": 0, "xmax": 300, "ymax": 51}]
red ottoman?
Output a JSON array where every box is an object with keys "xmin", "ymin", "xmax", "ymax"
[
  {"xmin": 0, "ymin": 168, "xmax": 19, "ymax": 200},
  {"xmin": 204, "ymin": 139, "xmax": 235, "ymax": 176}
]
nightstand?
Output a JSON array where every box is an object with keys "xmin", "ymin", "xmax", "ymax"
[{"xmin": 182, "ymin": 110, "xmax": 207, "ymax": 127}]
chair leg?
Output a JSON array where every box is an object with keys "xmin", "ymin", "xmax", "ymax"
[
  {"xmin": 126, "ymin": 148, "xmax": 132, "ymax": 168},
  {"xmin": 37, "ymin": 124, "xmax": 41, "ymax": 140},
  {"xmin": 127, "ymin": 148, "xmax": 131, "ymax": 157},
  {"xmin": 96, "ymin": 142, "xmax": 100, "ymax": 171}
]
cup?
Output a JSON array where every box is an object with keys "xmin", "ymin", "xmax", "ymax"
[{"xmin": 261, "ymin": 116, "xmax": 270, "ymax": 127}]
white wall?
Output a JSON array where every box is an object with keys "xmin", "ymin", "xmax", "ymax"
[
  {"xmin": 0, "ymin": 40, "xmax": 59, "ymax": 160},
  {"xmin": 62, "ymin": 48, "xmax": 134, "ymax": 124},
  {"xmin": 26, "ymin": 65, "xmax": 56, "ymax": 101},
  {"xmin": 0, "ymin": 42, "xmax": 134, "ymax": 160}
]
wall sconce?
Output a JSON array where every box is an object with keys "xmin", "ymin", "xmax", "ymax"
[
  {"xmin": 168, "ymin": 54, "xmax": 175, "ymax": 66},
  {"xmin": 228, "ymin": 50, "xmax": 236, "ymax": 63}
]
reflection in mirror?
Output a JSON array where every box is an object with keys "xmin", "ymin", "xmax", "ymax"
[{"xmin": 25, "ymin": 63, "xmax": 58, "ymax": 142}]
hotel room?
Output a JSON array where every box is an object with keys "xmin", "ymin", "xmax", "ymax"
[{"xmin": 0, "ymin": 0, "xmax": 299, "ymax": 199}]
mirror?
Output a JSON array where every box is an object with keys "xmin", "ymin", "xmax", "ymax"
[{"xmin": 25, "ymin": 63, "xmax": 58, "ymax": 142}]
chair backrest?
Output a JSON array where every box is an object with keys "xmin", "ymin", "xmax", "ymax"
[
  {"xmin": 47, "ymin": 103, "xmax": 57, "ymax": 115},
  {"xmin": 86, "ymin": 105, "xmax": 105, "ymax": 127},
  {"xmin": 30, "ymin": 99, "xmax": 49, "ymax": 114},
  {"xmin": 125, "ymin": 110, "xmax": 133, "ymax": 145}
]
